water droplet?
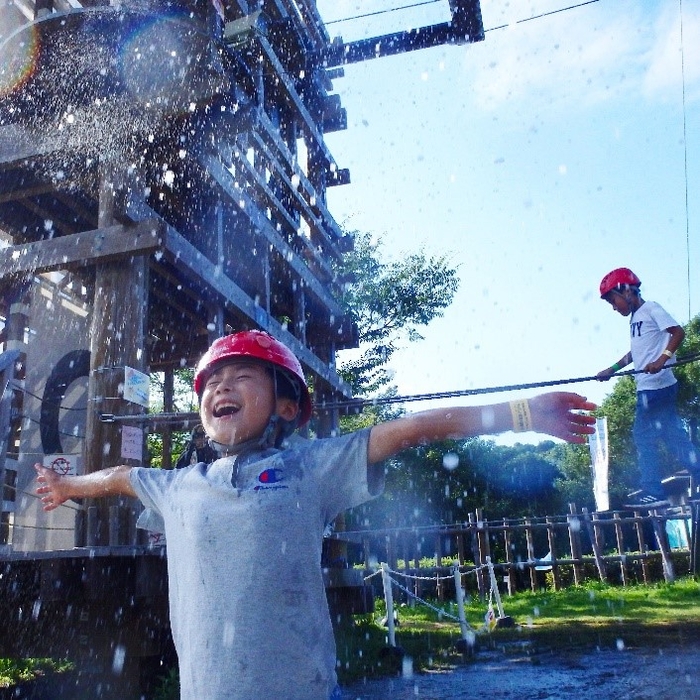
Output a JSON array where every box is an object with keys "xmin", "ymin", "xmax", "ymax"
[{"xmin": 442, "ymin": 452, "xmax": 459, "ymax": 471}]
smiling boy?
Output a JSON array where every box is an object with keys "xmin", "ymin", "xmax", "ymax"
[{"xmin": 36, "ymin": 330, "xmax": 595, "ymax": 700}]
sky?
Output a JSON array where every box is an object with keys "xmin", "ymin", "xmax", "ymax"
[{"xmin": 315, "ymin": 0, "xmax": 700, "ymax": 443}]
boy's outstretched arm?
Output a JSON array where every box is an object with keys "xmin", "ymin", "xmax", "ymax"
[
  {"xmin": 35, "ymin": 464, "xmax": 136, "ymax": 512},
  {"xmin": 368, "ymin": 392, "xmax": 596, "ymax": 465}
]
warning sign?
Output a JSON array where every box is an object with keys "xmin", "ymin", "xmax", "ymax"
[{"xmin": 43, "ymin": 454, "xmax": 81, "ymax": 476}]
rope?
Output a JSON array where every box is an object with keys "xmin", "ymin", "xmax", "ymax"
[
  {"xmin": 317, "ymin": 351, "xmax": 700, "ymax": 411},
  {"xmin": 89, "ymin": 351, "xmax": 700, "ymax": 422},
  {"xmin": 386, "ymin": 574, "xmax": 466, "ymax": 625}
]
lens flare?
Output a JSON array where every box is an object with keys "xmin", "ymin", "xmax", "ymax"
[{"xmin": 0, "ymin": 23, "xmax": 40, "ymax": 99}]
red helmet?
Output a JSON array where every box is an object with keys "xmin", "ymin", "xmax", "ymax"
[
  {"xmin": 194, "ymin": 330, "xmax": 312, "ymax": 425},
  {"xmin": 599, "ymin": 268, "xmax": 641, "ymax": 298}
]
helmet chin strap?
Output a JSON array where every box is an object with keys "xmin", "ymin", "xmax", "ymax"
[{"xmin": 207, "ymin": 414, "xmax": 297, "ymax": 456}]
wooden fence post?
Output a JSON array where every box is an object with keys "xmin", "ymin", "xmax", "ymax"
[
  {"xmin": 524, "ymin": 518, "xmax": 537, "ymax": 592},
  {"xmin": 546, "ymin": 516, "xmax": 560, "ymax": 590},
  {"xmin": 435, "ymin": 531, "xmax": 444, "ymax": 601},
  {"xmin": 582, "ymin": 508, "xmax": 607, "ymax": 582},
  {"xmin": 503, "ymin": 517, "xmax": 516, "ymax": 594},
  {"xmin": 634, "ymin": 511, "xmax": 650, "ymax": 584},
  {"xmin": 468, "ymin": 512, "xmax": 486, "ymax": 599},
  {"xmin": 567, "ymin": 504, "xmax": 584, "ymax": 585},
  {"xmin": 650, "ymin": 513, "xmax": 675, "ymax": 583},
  {"xmin": 613, "ymin": 512, "xmax": 628, "ymax": 586}
]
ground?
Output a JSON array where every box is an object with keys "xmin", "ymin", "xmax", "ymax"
[{"xmin": 341, "ymin": 642, "xmax": 700, "ymax": 699}]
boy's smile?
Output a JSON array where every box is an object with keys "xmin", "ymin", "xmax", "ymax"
[{"xmin": 200, "ymin": 361, "xmax": 277, "ymax": 447}]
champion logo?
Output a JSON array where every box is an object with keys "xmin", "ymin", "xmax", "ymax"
[
  {"xmin": 258, "ymin": 468, "xmax": 284, "ymax": 484},
  {"xmin": 254, "ymin": 468, "xmax": 288, "ymax": 491}
]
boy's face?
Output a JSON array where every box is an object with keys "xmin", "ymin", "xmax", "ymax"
[
  {"xmin": 199, "ymin": 361, "xmax": 298, "ymax": 447},
  {"xmin": 604, "ymin": 290, "xmax": 633, "ymax": 317}
]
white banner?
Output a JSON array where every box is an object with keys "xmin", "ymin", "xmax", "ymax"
[{"xmin": 589, "ymin": 417, "xmax": 609, "ymax": 512}]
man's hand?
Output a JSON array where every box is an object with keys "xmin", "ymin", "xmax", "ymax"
[{"xmin": 529, "ymin": 392, "xmax": 597, "ymax": 444}]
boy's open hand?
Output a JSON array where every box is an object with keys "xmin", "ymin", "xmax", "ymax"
[
  {"xmin": 529, "ymin": 392, "xmax": 597, "ymax": 443},
  {"xmin": 35, "ymin": 463, "xmax": 69, "ymax": 512}
]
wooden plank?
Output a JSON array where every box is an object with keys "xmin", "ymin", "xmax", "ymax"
[
  {"xmin": 203, "ymin": 153, "xmax": 346, "ymax": 320},
  {"xmin": 0, "ymin": 219, "xmax": 164, "ymax": 276},
  {"xmin": 155, "ymin": 215, "xmax": 352, "ymax": 396},
  {"xmin": 256, "ymin": 34, "xmax": 337, "ymax": 171}
]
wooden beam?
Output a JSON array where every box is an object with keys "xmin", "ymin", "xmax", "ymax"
[
  {"xmin": 0, "ymin": 219, "xmax": 163, "ymax": 276},
  {"xmin": 204, "ymin": 154, "xmax": 345, "ymax": 320}
]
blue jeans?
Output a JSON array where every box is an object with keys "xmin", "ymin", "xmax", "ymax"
[{"xmin": 633, "ymin": 383, "xmax": 699, "ymax": 496}]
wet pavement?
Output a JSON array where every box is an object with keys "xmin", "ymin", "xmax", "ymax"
[{"xmin": 341, "ymin": 644, "xmax": 700, "ymax": 699}]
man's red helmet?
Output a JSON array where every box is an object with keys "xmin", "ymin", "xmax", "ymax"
[
  {"xmin": 194, "ymin": 330, "xmax": 312, "ymax": 426},
  {"xmin": 599, "ymin": 268, "xmax": 641, "ymax": 298}
]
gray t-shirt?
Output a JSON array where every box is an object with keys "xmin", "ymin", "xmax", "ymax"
[
  {"xmin": 629, "ymin": 300, "xmax": 678, "ymax": 392},
  {"xmin": 130, "ymin": 429, "xmax": 376, "ymax": 700}
]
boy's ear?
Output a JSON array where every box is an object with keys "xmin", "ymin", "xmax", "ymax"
[{"xmin": 276, "ymin": 397, "xmax": 300, "ymax": 423}]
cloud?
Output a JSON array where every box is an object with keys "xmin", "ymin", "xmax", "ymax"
[
  {"xmin": 642, "ymin": 3, "xmax": 700, "ymax": 101},
  {"xmin": 466, "ymin": 1, "xmax": 700, "ymax": 111}
]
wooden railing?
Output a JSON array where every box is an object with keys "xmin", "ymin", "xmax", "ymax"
[{"xmin": 331, "ymin": 504, "xmax": 698, "ymax": 599}]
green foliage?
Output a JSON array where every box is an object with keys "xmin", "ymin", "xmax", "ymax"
[
  {"xmin": 152, "ymin": 667, "xmax": 180, "ymax": 700},
  {"xmin": 334, "ymin": 231, "xmax": 459, "ymax": 395},
  {"xmin": 147, "ymin": 368, "xmax": 199, "ymax": 467},
  {"xmin": 347, "ymin": 438, "xmax": 569, "ymax": 531},
  {"xmin": 675, "ymin": 314, "xmax": 700, "ymax": 441},
  {"xmin": 0, "ymin": 658, "xmax": 73, "ymax": 688}
]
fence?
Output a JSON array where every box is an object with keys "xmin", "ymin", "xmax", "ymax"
[{"xmin": 332, "ymin": 504, "xmax": 699, "ymax": 600}]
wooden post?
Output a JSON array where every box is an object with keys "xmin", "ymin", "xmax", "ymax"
[
  {"xmin": 567, "ymin": 504, "xmax": 584, "ymax": 585},
  {"xmin": 524, "ymin": 518, "xmax": 537, "ymax": 592},
  {"xmin": 435, "ymin": 532, "xmax": 444, "ymax": 601},
  {"xmin": 475, "ymin": 508, "xmax": 491, "ymax": 566},
  {"xmin": 634, "ymin": 510, "xmax": 650, "ymax": 584},
  {"xmin": 545, "ymin": 516, "xmax": 560, "ymax": 591},
  {"xmin": 161, "ymin": 368, "xmax": 174, "ymax": 470},
  {"xmin": 456, "ymin": 524, "xmax": 467, "ymax": 593},
  {"xmin": 468, "ymin": 512, "xmax": 486, "ymax": 599},
  {"xmin": 503, "ymin": 517, "xmax": 516, "ymax": 594},
  {"xmin": 582, "ymin": 508, "xmax": 607, "ymax": 582},
  {"xmin": 82, "ymin": 161, "xmax": 148, "ymax": 546},
  {"xmin": 613, "ymin": 512, "xmax": 628, "ymax": 586},
  {"xmin": 650, "ymin": 512, "xmax": 675, "ymax": 583}
]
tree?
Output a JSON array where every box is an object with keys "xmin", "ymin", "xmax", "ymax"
[
  {"xmin": 675, "ymin": 314, "xmax": 700, "ymax": 442},
  {"xmin": 334, "ymin": 231, "xmax": 459, "ymax": 396}
]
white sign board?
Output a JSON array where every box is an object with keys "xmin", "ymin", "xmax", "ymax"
[
  {"xmin": 124, "ymin": 366, "xmax": 150, "ymax": 407},
  {"xmin": 121, "ymin": 425, "xmax": 144, "ymax": 461}
]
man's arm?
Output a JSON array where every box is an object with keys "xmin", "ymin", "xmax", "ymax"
[
  {"xmin": 368, "ymin": 391, "xmax": 596, "ymax": 465},
  {"xmin": 35, "ymin": 464, "xmax": 136, "ymax": 512}
]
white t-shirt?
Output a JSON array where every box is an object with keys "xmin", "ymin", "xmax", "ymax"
[
  {"xmin": 629, "ymin": 300, "xmax": 678, "ymax": 392},
  {"xmin": 131, "ymin": 429, "xmax": 377, "ymax": 700}
]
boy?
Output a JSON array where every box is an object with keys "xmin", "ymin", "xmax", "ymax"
[
  {"xmin": 597, "ymin": 267, "xmax": 699, "ymax": 508},
  {"xmin": 36, "ymin": 330, "xmax": 595, "ymax": 700}
]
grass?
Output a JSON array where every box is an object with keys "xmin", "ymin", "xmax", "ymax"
[{"xmin": 335, "ymin": 576, "xmax": 700, "ymax": 684}]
